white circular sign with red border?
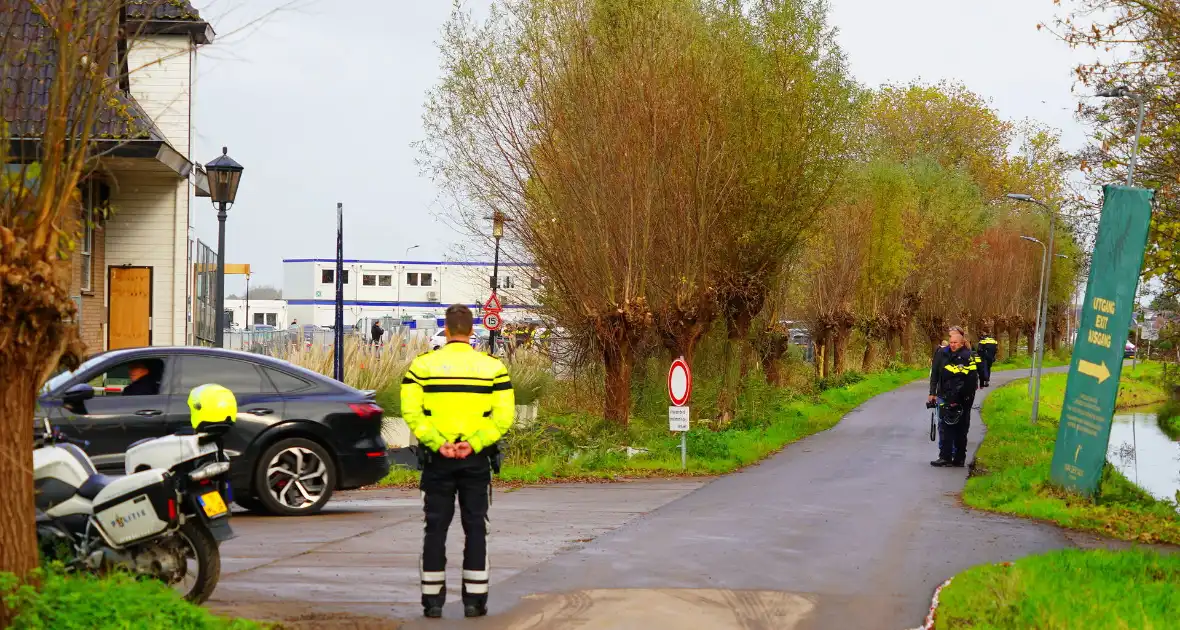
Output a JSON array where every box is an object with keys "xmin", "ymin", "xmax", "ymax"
[
  {"xmin": 668, "ymin": 357, "xmax": 692, "ymax": 406},
  {"xmin": 484, "ymin": 312, "xmax": 502, "ymax": 331}
]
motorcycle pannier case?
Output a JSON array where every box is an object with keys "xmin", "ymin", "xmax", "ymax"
[{"xmin": 91, "ymin": 470, "xmax": 175, "ymax": 546}]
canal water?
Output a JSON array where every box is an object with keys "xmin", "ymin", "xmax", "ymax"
[{"xmin": 1106, "ymin": 410, "xmax": 1180, "ymax": 504}]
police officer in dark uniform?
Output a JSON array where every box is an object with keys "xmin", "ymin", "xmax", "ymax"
[
  {"xmin": 976, "ymin": 331, "xmax": 998, "ymax": 387},
  {"xmin": 927, "ymin": 326, "xmax": 980, "ymax": 467},
  {"xmin": 401, "ymin": 304, "xmax": 514, "ymax": 619}
]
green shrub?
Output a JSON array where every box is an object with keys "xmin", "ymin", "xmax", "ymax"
[
  {"xmin": 0, "ymin": 568, "xmax": 260, "ymax": 629},
  {"xmin": 505, "ymin": 349, "xmax": 555, "ymax": 406},
  {"xmin": 817, "ymin": 370, "xmax": 865, "ymax": 391}
]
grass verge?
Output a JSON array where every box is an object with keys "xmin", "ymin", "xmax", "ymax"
[
  {"xmin": 1158, "ymin": 399, "xmax": 1180, "ymax": 440},
  {"xmin": 934, "ymin": 548, "xmax": 1180, "ymax": 630},
  {"xmin": 964, "ymin": 361, "xmax": 1180, "ymax": 544},
  {"xmin": 0, "ymin": 568, "xmax": 262, "ymax": 629},
  {"xmin": 378, "ymin": 365, "xmax": 930, "ymax": 486},
  {"xmin": 991, "ymin": 349, "xmax": 1071, "ymax": 372}
]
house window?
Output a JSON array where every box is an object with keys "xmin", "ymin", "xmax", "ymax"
[
  {"xmin": 420, "ymin": 273, "xmax": 434, "ymax": 287},
  {"xmin": 80, "ymin": 216, "xmax": 93, "ymax": 292},
  {"xmin": 531, "ymin": 277, "xmax": 543, "ymax": 289},
  {"xmin": 267, "ymin": 313, "xmax": 277, "ymax": 326},
  {"xmin": 406, "ymin": 272, "xmax": 419, "ymax": 286},
  {"xmin": 501, "ymin": 275, "xmax": 514, "ymax": 289},
  {"xmin": 254, "ymin": 313, "xmax": 265, "ymax": 325},
  {"xmin": 321, "ymin": 269, "xmax": 349, "ymax": 284},
  {"xmin": 363, "ymin": 274, "xmax": 376, "ymax": 286},
  {"xmin": 78, "ymin": 179, "xmax": 106, "ymax": 293},
  {"xmin": 378, "ymin": 275, "xmax": 392, "ymax": 287}
]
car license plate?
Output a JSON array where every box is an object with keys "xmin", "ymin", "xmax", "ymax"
[{"xmin": 199, "ymin": 491, "xmax": 228, "ymax": 518}]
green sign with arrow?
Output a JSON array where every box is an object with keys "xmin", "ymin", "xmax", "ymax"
[{"xmin": 1050, "ymin": 185, "xmax": 1154, "ymax": 495}]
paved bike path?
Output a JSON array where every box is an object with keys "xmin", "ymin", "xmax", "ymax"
[{"xmin": 415, "ymin": 367, "xmax": 1074, "ymax": 629}]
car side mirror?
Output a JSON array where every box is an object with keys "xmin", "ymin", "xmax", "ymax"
[{"xmin": 63, "ymin": 383, "xmax": 96, "ymax": 403}]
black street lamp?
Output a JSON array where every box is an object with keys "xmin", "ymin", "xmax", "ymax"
[
  {"xmin": 487, "ymin": 210, "xmax": 510, "ymax": 355},
  {"xmin": 205, "ymin": 146, "xmax": 244, "ymax": 348}
]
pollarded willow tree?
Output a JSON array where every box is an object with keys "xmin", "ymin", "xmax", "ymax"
[
  {"xmin": 703, "ymin": 0, "xmax": 860, "ymax": 420},
  {"xmin": 421, "ymin": 0, "xmax": 859, "ymax": 423},
  {"xmin": 421, "ymin": 0, "xmax": 740, "ymax": 423}
]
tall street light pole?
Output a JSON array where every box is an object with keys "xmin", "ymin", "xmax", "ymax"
[
  {"xmin": 204, "ymin": 147, "xmax": 244, "ymax": 348},
  {"xmin": 1020, "ymin": 234, "xmax": 1047, "ymax": 393},
  {"xmin": 1097, "ymin": 86, "xmax": 1147, "ymax": 187},
  {"xmin": 405, "ymin": 244, "xmax": 419, "ymax": 258},
  {"xmin": 1009, "ymin": 194, "xmax": 1056, "ymax": 424},
  {"xmin": 487, "ymin": 211, "xmax": 510, "ymax": 356}
]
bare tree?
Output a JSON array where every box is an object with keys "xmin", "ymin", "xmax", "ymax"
[{"xmin": 421, "ymin": 0, "xmax": 752, "ymax": 423}]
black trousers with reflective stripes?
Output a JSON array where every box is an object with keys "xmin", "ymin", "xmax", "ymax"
[
  {"xmin": 979, "ymin": 359, "xmax": 993, "ymax": 385},
  {"xmin": 937, "ymin": 402, "xmax": 972, "ymax": 464},
  {"xmin": 420, "ymin": 452, "xmax": 492, "ymax": 609}
]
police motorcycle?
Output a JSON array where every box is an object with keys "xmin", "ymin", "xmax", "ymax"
[{"xmin": 33, "ymin": 384, "xmax": 237, "ymax": 604}]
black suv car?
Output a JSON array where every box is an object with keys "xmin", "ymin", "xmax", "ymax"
[{"xmin": 39, "ymin": 347, "xmax": 390, "ymax": 516}]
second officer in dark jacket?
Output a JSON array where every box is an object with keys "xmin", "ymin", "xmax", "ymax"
[
  {"xmin": 976, "ymin": 331, "xmax": 998, "ymax": 387},
  {"xmin": 927, "ymin": 326, "xmax": 980, "ymax": 467}
]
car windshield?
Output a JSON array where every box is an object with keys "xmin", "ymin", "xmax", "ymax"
[{"xmin": 42, "ymin": 354, "xmax": 108, "ymax": 393}]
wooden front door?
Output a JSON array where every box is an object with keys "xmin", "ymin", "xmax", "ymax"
[{"xmin": 108, "ymin": 266, "xmax": 152, "ymax": 349}]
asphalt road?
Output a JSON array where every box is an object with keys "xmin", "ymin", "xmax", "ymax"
[
  {"xmin": 208, "ymin": 480, "xmax": 704, "ymax": 627},
  {"xmin": 404, "ymin": 366, "xmax": 1077, "ymax": 629}
]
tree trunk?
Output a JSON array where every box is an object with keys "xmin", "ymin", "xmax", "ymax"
[
  {"xmin": 833, "ymin": 324, "xmax": 852, "ymax": 375},
  {"xmin": 1006, "ymin": 324, "xmax": 1020, "ymax": 360},
  {"xmin": 927, "ymin": 328, "xmax": 943, "ymax": 356},
  {"xmin": 716, "ymin": 291, "xmax": 764, "ymax": 424},
  {"xmin": 813, "ymin": 330, "xmax": 828, "ymax": 380},
  {"xmin": 1025, "ymin": 324, "xmax": 1035, "ymax": 356},
  {"xmin": 661, "ymin": 319, "xmax": 710, "ymax": 369},
  {"xmin": 602, "ymin": 338, "xmax": 635, "ymax": 425},
  {"xmin": 862, "ymin": 338, "xmax": 877, "ymax": 371},
  {"xmin": 760, "ymin": 337, "xmax": 790, "ymax": 387},
  {"xmin": 884, "ymin": 327, "xmax": 899, "ymax": 363},
  {"xmin": 901, "ymin": 320, "xmax": 914, "ymax": 365},
  {"xmin": 0, "ymin": 371, "xmax": 39, "ymax": 584}
]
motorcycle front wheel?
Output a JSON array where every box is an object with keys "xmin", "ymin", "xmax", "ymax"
[{"xmin": 174, "ymin": 521, "xmax": 221, "ymax": 604}]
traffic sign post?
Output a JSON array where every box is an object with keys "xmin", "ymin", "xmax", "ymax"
[
  {"xmin": 668, "ymin": 357, "xmax": 692, "ymax": 470},
  {"xmin": 482, "ymin": 293, "xmax": 503, "ymax": 350},
  {"xmin": 1050, "ymin": 186, "xmax": 1154, "ymax": 496}
]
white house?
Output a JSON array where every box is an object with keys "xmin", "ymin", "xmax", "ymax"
[
  {"xmin": 10, "ymin": 1, "xmax": 216, "ymax": 354},
  {"xmin": 282, "ymin": 258, "xmax": 541, "ymax": 329}
]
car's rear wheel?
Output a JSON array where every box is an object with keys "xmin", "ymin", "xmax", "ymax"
[{"xmin": 254, "ymin": 437, "xmax": 335, "ymax": 516}]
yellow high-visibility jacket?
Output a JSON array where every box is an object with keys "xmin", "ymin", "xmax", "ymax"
[{"xmin": 401, "ymin": 341, "xmax": 515, "ymax": 453}]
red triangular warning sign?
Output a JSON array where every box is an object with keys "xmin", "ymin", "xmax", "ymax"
[{"xmin": 483, "ymin": 293, "xmax": 503, "ymax": 312}]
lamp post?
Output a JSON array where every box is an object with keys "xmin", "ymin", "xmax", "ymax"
[
  {"xmin": 1020, "ymin": 234, "xmax": 1047, "ymax": 392},
  {"xmin": 245, "ymin": 273, "xmax": 250, "ymax": 332},
  {"xmin": 205, "ymin": 147, "xmax": 244, "ymax": 348},
  {"xmin": 1096, "ymin": 86, "xmax": 1146, "ymax": 187},
  {"xmin": 405, "ymin": 244, "xmax": 419, "ymax": 258},
  {"xmin": 487, "ymin": 211, "xmax": 510, "ymax": 355},
  {"xmin": 1009, "ymin": 194, "xmax": 1056, "ymax": 424}
]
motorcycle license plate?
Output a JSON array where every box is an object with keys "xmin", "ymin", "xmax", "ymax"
[{"xmin": 199, "ymin": 491, "xmax": 228, "ymax": 518}]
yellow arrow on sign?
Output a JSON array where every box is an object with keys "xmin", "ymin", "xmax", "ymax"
[{"xmin": 1078, "ymin": 359, "xmax": 1111, "ymax": 384}]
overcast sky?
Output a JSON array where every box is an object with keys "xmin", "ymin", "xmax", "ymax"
[{"xmin": 188, "ymin": 0, "xmax": 1093, "ymax": 292}]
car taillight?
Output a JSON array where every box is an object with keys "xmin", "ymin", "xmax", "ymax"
[
  {"xmin": 167, "ymin": 498, "xmax": 177, "ymax": 521},
  {"xmin": 349, "ymin": 403, "xmax": 383, "ymax": 420}
]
